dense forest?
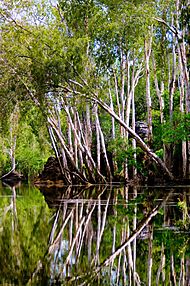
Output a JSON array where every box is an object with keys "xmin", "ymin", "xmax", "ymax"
[{"xmin": 0, "ymin": 0, "xmax": 190, "ymax": 184}]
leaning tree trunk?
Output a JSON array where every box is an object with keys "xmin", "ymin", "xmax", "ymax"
[
  {"xmin": 94, "ymin": 104, "xmax": 112, "ymax": 180},
  {"xmin": 92, "ymin": 190, "xmax": 172, "ymax": 277},
  {"xmin": 94, "ymin": 97, "xmax": 174, "ymax": 180},
  {"xmin": 48, "ymin": 116, "xmax": 88, "ymax": 183}
]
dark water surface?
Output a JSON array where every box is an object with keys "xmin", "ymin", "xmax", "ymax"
[{"xmin": 0, "ymin": 182, "xmax": 190, "ymax": 285}]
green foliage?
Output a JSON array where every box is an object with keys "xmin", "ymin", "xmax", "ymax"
[
  {"xmin": 0, "ymin": 184, "xmax": 52, "ymax": 284},
  {"xmin": 108, "ymin": 137, "xmax": 143, "ymax": 173},
  {"xmin": 162, "ymin": 113, "xmax": 190, "ymax": 144},
  {"xmin": 0, "ymin": 140, "xmax": 9, "ymax": 174},
  {"xmin": 153, "ymin": 111, "xmax": 190, "ymax": 152},
  {"xmin": 0, "ymin": 103, "xmax": 51, "ymax": 178},
  {"xmin": 16, "ymin": 122, "xmax": 51, "ymax": 177},
  {"xmin": 155, "ymin": 148, "xmax": 164, "ymax": 159}
]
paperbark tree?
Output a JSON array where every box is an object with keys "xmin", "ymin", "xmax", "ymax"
[{"xmin": 2, "ymin": 0, "xmax": 190, "ymax": 182}]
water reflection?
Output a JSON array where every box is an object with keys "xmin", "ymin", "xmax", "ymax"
[
  {"xmin": 0, "ymin": 182, "xmax": 190, "ymax": 285},
  {"xmin": 0, "ymin": 182, "xmax": 52, "ymax": 286}
]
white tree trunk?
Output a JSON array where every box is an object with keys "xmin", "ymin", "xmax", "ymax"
[{"xmin": 144, "ymin": 32, "xmax": 153, "ymax": 146}]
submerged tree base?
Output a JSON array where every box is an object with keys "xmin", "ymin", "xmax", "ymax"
[
  {"xmin": 34, "ymin": 155, "xmax": 190, "ymax": 187},
  {"xmin": 1, "ymin": 171, "xmax": 24, "ymax": 187}
]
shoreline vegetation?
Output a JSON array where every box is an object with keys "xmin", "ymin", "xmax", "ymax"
[{"xmin": 0, "ymin": 1, "xmax": 190, "ymax": 185}]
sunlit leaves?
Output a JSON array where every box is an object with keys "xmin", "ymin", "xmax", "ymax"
[{"xmin": 161, "ymin": 113, "xmax": 190, "ymax": 144}]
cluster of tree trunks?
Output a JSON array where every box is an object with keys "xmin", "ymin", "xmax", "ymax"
[
  {"xmin": 36, "ymin": 1, "xmax": 190, "ymax": 184},
  {"xmin": 0, "ymin": 0, "xmax": 190, "ymax": 184}
]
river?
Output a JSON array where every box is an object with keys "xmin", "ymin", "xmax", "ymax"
[{"xmin": 0, "ymin": 181, "xmax": 189, "ymax": 285}]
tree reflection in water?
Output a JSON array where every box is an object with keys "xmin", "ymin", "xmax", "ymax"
[{"xmin": 0, "ymin": 183, "xmax": 190, "ymax": 285}]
